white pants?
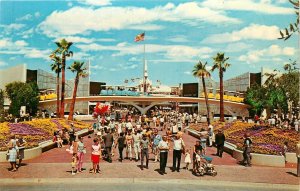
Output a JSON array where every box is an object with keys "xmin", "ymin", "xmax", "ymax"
[
  {"xmin": 208, "ymin": 136, "xmax": 213, "ymax": 146},
  {"xmin": 133, "ymin": 142, "xmax": 140, "ymax": 160},
  {"xmin": 126, "ymin": 145, "xmax": 133, "ymax": 158}
]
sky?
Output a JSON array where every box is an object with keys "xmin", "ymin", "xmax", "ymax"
[{"xmin": 0, "ymin": 0, "xmax": 298, "ymax": 86}]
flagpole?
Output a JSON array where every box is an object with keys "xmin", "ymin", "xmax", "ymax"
[
  {"xmin": 142, "ymin": 31, "xmax": 146, "ymax": 95},
  {"xmin": 143, "ymin": 40, "xmax": 146, "ymax": 94}
]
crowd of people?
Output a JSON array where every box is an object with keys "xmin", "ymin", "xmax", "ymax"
[
  {"xmin": 255, "ymin": 114, "xmax": 300, "ymax": 132},
  {"xmin": 63, "ymin": 110, "xmax": 223, "ymax": 176},
  {"xmin": 10, "ymin": 107, "xmax": 297, "ymax": 174}
]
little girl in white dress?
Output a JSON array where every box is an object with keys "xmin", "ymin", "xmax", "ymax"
[{"xmin": 184, "ymin": 148, "xmax": 191, "ymax": 170}]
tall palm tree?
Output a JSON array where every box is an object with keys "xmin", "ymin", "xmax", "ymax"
[
  {"xmin": 212, "ymin": 53, "xmax": 231, "ymax": 122},
  {"xmin": 68, "ymin": 61, "xmax": 88, "ymax": 120},
  {"xmin": 192, "ymin": 61, "xmax": 211, "ymax": 125},
  {"xmin": 54, "ymin": 39, "xmax": 73, "ymax": 118},
  {"xmin": 50, "ymin": 53, "xmax": 61, "ymax": 118}
]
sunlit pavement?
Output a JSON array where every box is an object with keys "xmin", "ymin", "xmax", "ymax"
[{"xmin": 0, "ymin": 122, "xmax": 298, "ymax": 188}]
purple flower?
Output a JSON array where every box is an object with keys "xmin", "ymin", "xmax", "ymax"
[{"xmin": 9, "ymin": 123, "xmax": 47, "ymax": 135}]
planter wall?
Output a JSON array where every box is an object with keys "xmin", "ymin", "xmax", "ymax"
[
  {"xmin": 0, "ymin": 128, "xmax": 90, "ymax": 162},
  {"xmin": 187, "ymin": 128, "xmax": 295, "ymax": 167}
]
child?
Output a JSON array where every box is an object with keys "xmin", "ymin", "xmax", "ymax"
[
  {"xmin": 71, "ymin": 153, "xmax": 77, "ymax": 175},
  {"xmin": 195, "ymin": 150, "xmax": 202, "ymax": 171},
  {"xmin": 282, "ymin": 141, "xmax": 288, "ymax": 163},
  {"xmin": 184, "ymin": 148, "xmax": 191, "ymax": 170}
]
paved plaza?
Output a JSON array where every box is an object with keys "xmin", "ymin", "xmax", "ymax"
[{"xmin": 0, "ymin": 126, "xmax": 298, "ymax": 190}]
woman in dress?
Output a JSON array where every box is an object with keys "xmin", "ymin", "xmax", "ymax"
[
  {"xmin": 77, "ymin": 136, "xmax": 86, "ymax": 172},
  {"xmin": 91, "ymin": 138, "xmax": 101, "ymax": 174},
  {"xmin": 17, "ymin": 135, "xmax": 26, "ymax": 167},
  {"xmin": 7, "ymin": 134, "xmax": 18, "ymax": 172}
]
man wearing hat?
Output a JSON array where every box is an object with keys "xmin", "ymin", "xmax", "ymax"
[{"xmin": 241, "ymin": 133, "xmax": 252, "ymax": 167}]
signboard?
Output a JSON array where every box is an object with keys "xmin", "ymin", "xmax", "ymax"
[{"xmin": 182, "ymin": 83, "xmax": 198, "ymax": 97}]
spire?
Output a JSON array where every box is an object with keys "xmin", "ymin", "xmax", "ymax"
[{"xmin": 144, "ymin": 59, "xmax": 148, "ymax": 77}]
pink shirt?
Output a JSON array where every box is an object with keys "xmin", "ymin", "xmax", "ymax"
[{"xmin": 92, "ymin": 144, "xmax": 100, "ymax": 155}]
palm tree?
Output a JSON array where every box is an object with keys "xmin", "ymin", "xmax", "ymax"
[
  {"xmin": 50, "ymin": 53, "xmax": 61, "ymax": 118},
  {"xmin": 54, "ymin": 39, "xmax": 73, "ymax": 118},
  {"xmin": 212, "ymin": 53, "xmax": 231, "ymax": 122},
  {"xmin": 67, "ymin": 61, "xmax": 88, "ymax": 120},
  {"xmin": 193, "ymin": 61, "xmax": 211, "ymax": 125}
]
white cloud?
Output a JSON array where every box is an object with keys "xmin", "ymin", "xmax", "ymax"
[
  {"xmin": 90, "ymin": 64, "xmax": 104, "ymax": 70},
  {"xmin": 202, "ymin": 24, "xmax": 279, "ymax": 43},
  {"xmin": 225, "ymin": 42, "xmax": 253, "ymax": 52},
  {"xmin": 16, "ymin": 14, "xmax": 33, "ymax": 21},
  {"xmin": 201, "ymin": 0, "xmax": 293, "ymax": 15},
  {"xmin": 77, "ymin": 42, "xmax": 213, "ymax": 63},
  {"xmin": 16, "ymin": 12, "xmax": 41, "ymax": 21},
  {"xmin": 24, "ymin": 49, "xmax": 51, "ymax": 59},
  {"xmin": 0, "ymin": 38, "xmax": 50, "ymax": 60},
  {"xmin": 184, "ymin": 71, "xmax": 191, "ymax": 75},
  {"xmin": 119, "ymin": 63, "xmax": 138, "ymax": 70},
  {"xmin": 0, "ymin": 38, "xmax": 27, "ymax": 49},
  {"xmin": 19, "ymin": 28, "xmax": 34, "ymax": 39},
  {"xmin": 34, "ymin": 12, "xmax": 41, "ymax": 18},
  {"xmin": 0, "ymin": 60, "xmax": 8, "ymax": 67},
  {"xmin": 0, "ymin": 23, "xmax": 25, "ymax": 35},
  {"xmin": 55, "ymin": 36, "xmax": 95, "ymax": 43},
  {"xmin": 168, "ymin": 35, "xmax": 189, "ymax": 43},
  {"xmin": 69, "ymin": 52, "xmax": 91, "ymax": 60},
  {"xmin": 128, "ymin": 24, "xmax": 164, "ymax": 31},
  {"xmin": 129, "ymin": 57, "xmax": 138, "ymax": 62},
  {"xmin": 96, "ymin": 38, "xmax": 116, "ymax": 42},
  {"xmin": 39, "ymin": 2, "xmax": 240, "ymax": 36},
  {"xmin": 15, "ymin": 40, "xmax": 28, "ymax": 47},
  {"xmin": 78, "ymin": 0, "xmax": 112, "ymax": 6},
  {"xmin": 238, "ymin": 45, "xmax": 296, "ymax": 63}
]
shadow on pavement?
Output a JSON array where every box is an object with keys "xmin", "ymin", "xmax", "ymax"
[{"xmin": 286, "ymin": 171, "xmax": 298, "ymax": 177}]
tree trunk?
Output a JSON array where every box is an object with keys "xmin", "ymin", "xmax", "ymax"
[
  {"xmin": 56, "ymin": 71, "xmax": 60, "ymax": 118},
  {"xmin": 220, "ymin": 70, "xmax": 225, "ymax": 122},
  {"xmin": 68, "ymin": 74, "xmax": 79, "ymax": 120},
  {"xmin": 202, "ymin": 75, "xmax": 210, "ymax": 125},
  {"xmin": 60, "ymin": 54, "xmax": 66, "ymax": 118}
]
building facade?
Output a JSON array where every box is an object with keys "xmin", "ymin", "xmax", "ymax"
[{"xmin": 0, "ymin": 64, "xmax": 105, "ymax": 115}]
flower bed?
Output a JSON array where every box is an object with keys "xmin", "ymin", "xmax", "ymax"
[
  {"xmin": 0, "ymin": 119, "xmax": 91, "ymax": 151},
  {"xmin": 190, "ymin": 121, "xmax": 299, "ymax": 155}
]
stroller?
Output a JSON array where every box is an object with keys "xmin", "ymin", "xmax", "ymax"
[{"xmin": 195, "ymin": 155, "xmax": 217, "ymax": 176}]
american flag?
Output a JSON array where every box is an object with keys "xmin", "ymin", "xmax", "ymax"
[{"xmin": 134, "ymin": 32, "xmax": 145, "ymax": 42}]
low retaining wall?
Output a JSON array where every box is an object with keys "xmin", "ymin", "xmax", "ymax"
[
  {"xmin": 0, "ymin": 128, "xmax": 90, "ymax": 163},
  {"xmin": 187, "ymin": 128, "xmax": 294, "ymax": 167},
  {"xmin": 0, "ymin": 146, "xmax": 42, "ymax": 162}
]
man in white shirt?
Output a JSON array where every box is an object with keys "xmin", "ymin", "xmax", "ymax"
[
  {"xmin": 158, "ymin": 136, "xmax": 169, "ymax": 175},
  {"xmin": 132, "ymin": 130, "xmax": 142, "ymax": 161},
  {"xmin": 172, "ymin": 135, "xmax": 185, "ymax": 172},
  {"xmin": 159, "ymin": 117, "xmax": 165, "ymax": 131},
  {"xmin": 153, "ymin": 116, "xmax": 157, "ymax": 127}
]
